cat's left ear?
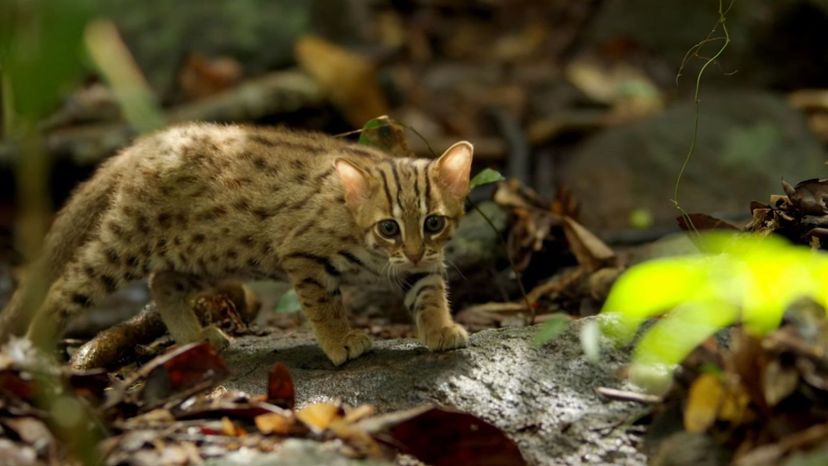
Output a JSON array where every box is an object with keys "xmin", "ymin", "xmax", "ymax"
[
  {"xmin": 434, "ymin": 141, "xmax": 474, "ymax": 198},
  {"xmin": 335, "ymin": 158, "xmax": 372, "ymax": 208}
]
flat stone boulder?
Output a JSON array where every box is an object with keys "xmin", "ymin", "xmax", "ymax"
[
  {"xmin": 223, "ymin": 320, "xmax": 647, "ymax": 465},
  {"xmin": 559, "ymin": 90, "xmax": 826, "ymax": 233}
]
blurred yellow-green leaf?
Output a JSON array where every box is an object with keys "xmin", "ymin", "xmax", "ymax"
[{"xmin": 599, "ymin": 232, "xmax": 828, "ymax": 393}]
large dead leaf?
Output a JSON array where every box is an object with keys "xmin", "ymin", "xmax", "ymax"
[
  {"xmin": 380, "ymin": 407, "xmax": 526, "ymax": 466},
  {"xmin": 134, "ymin": 343, "xmax": 229, "ymax": 408},
  {"xmin": 295, "ymin": 36, "xmax": 388, "ymax": 128},
  {"xmin": 266, "ymin": 362, "xmax": 295, "ymax": 410}
]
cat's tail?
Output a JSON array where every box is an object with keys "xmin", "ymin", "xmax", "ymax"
[{"xmin": 0, "ymin": 171, "xmax": 116, "ymax": 342}]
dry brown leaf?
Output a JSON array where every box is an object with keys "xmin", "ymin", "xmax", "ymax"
[
  {"xmin": 266, "ymin": 362, "xmax": 295, "ymax": 410},
  {"xmin": 179, "ymin": 53, "xmax": 243, "ymax": 100},
  {"xmin": 295, "ymin": 36, "xmax": 388, "ymax": 128},
  {"xmin": 676, "ymin": 213, "xmax": 741, "ymax": 232},
  {"xmin": 564, "ymin": 56, "xmax": 663, "ymax": 122},
  {"xmin": 734, "ymin": 422, "xmax": 828, "ymax": 466},
  {"xmin": 296, "ymin": 402, "xmax": 341, "ymax": 432},
  {"xmin": 762, "ymin": 359, "xmax": 800, "ymax": 406},
  {"xmin": 787, "ymin": 89, "xmax": 828, "ymax": 111},
  {"xmin": 561, "ymin": 216, "xmax": 616, "ymax": 272},
  {"xmin": 525, "ymin": 267, "xmax": 585, "ymax": 305}
]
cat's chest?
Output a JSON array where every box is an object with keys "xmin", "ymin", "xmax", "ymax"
[{"xmin": 333, "ymin": 247, "xmax": 389, "ymax": 286}]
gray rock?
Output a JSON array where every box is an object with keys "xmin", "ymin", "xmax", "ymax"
[
  {"xmin": 223, "ymin": 319, "xmax": 648, "ymax": 466},
  {"xmin": 559, "ymin": 90, "xmax": 827, "ymax": 233},
  {"xmin": 204, "ymin": 439, "xmax": 393, "ymax": 466}
]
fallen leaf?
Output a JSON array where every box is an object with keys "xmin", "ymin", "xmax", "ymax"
[
  {"xmin": 296, "ymin": 402, "xmax": 341, "ymax": 432},
  {"xmin": 255, "ymin": 412, "xmax": 295, "ymax": 435},
  {"xmin": 138, "ymin": 343, "xmax": 230, "ymax": 407},
  {"xmin": 684, "ymin": 373, "xmax": 724, "ymax": 433},
  {"xmin": 221, "ymin": 416, "xmax": 246, "ymax": 437},
  {"xmin": 1, "ymin": 416, "xmax": 54, "ymax": 446},
  {"xmin": 762, "ymin": 359, "xmax": 799, "ymax": 406},
  {"xmin": 266, "ymin": 363, "xmax": 295, "ymax": 410},
  {"xmin": 787, "ymin": 178, "xmax": 828, "ymax": 216},
  {"xmin": 0, "ymin": 369, "xmax": 34, "ymax": 401},
  {"xmin": 676, "ymin": 213, "xmax": 741, "ymax": 232},
  {"xmin": 383, "ymin": 407, "xmax": 526, "ymax": 466},
  {"xmin": 179, "ymin": 53, "xmax": 243, "ymax": 100},
  {"xmin": 561, "ymin": 216, "xmax": 616, "ymax": 272},
  {"xmin": 295, "ymin": 36, "xmax": 388, "ymax": 128},
  {"xmin": 329, "ymin": 418, "xmax": 383, "ymax": 458}
]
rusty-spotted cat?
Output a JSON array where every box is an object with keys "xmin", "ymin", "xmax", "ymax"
[{"xmin": 0, "ymin": 123, "xmax": 472, "ymax": 366}]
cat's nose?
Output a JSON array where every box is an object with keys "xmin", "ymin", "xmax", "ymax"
[{"xmin": 404, "ymin": 247, "xmax": 424, "ymax": 265}]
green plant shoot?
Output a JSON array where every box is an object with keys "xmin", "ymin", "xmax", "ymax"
[{"xmin": 599, "ymin": 232, "xmax": 828, "ymax": 393}]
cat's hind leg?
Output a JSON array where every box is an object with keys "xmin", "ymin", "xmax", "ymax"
[{"xmin": 148, "ymin": 271, "xmax": 231, "ymax": 350}]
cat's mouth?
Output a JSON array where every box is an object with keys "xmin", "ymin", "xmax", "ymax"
[{"xmin": 393, "ymin": 260, "xmax": 441, "ymax": 274}]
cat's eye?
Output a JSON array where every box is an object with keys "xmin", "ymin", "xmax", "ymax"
[
  {"xmin": 377, "ymin": 219, "xmax": 400, "ymax": 238},
  {"xmin": 423, "ymin": 215, "xmax": 446, "ymax": 234}
]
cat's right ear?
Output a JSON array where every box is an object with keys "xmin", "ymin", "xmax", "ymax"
[{"xmin": 335, "ymin": 159, "xmax": 370, "ymax": 208}]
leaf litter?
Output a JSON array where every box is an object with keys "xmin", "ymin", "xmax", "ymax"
[
  {"xmin": 0, "ymin": 338, "xmax": 526, "ymax": 465},
  {"xmin": 645, "ymin": 303, "xmax": 828, "ymax": 465}
]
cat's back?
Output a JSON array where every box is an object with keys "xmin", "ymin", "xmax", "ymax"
[{"xmin": 112, "ymin": 122, "xmax": 386, "ymax": 204}]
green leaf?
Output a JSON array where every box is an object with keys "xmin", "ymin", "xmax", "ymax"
[
  {"xmin": 469, "ymin": 168, "xmax": 505, "ymax": 190},
  {"xmin": 274, "ymin": 289, "xmax": 301, "ymax": 314},
  {"xmin": 533, "ymin": 314, "xmax": 570, "ymax": 347}
]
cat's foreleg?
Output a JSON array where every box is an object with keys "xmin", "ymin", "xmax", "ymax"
[
  {"xmin": 404, "ymin": 272, "xmax": 468, "ymax": 351},
  {"xmin": 287, "ymin": 263, "xmax": 371, "ymax": 365}
]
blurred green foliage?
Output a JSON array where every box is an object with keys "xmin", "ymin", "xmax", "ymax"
[
  {"xmin": 0, "ymin": 0, "xmax": 93, "ymax": 123},
  {"xmin": 598, "ymin": 232, "xmax": 828, "ymax": 393}
]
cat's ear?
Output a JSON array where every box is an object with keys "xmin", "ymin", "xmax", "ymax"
[
  {"xmin": 434, "ymin": 141, "xmax": 474, "ymax": 198},
  {"xmin": 335, "ymin": 159, "xmax": 371, "ymax": 208}
]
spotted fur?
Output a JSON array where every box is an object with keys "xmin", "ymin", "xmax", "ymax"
[{"xmin": 0, "ymin": 123, "xmax": 473, "ymax": 366}]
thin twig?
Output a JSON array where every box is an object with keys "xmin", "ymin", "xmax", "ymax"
[
  {"xmin": 596, "ymin": 387, "xmax": 661, "ymax": 404},
  {"xmin": 672, "ymin": 0, "xmax": 734, "ymax": 236}
]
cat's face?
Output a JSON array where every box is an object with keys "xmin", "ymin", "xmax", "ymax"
[{"xmin": 336, "ymin": 142, "xmax": 473, "ymax": 273}]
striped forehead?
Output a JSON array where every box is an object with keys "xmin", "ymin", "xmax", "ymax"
[{"xmin": 374, "ymin": 159, "xmax": 431, "ymax": 217}]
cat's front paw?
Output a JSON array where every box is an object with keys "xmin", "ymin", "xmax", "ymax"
[
  {"xmin": 320, "ymin": 330, "xmax": 372, "ymax": 366},
  {"xmin": 420, "ymin": 323, "xmax": 469, "ymax": 352},
  {"xmin": 200, "ymin": 325, "xmax": 232, "ymax": 351}
]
